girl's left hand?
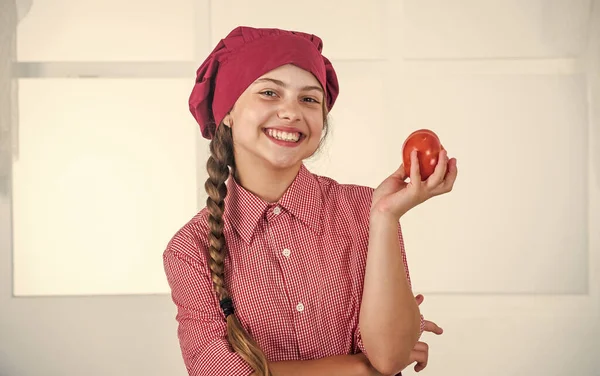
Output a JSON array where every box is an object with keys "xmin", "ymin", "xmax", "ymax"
[
  {"xmin": 370, "ymin": 149, "xmax": 458, "ymax": 220},
  {"xmin": 409, "ymin": 294, "xmax": 444, "ymax": 373}
]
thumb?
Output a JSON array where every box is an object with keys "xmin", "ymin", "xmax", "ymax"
[
  {"xmin": 391, "ymin": 163, "xmax": 409, "ymax": 181},
  {"xmin": 415, "ymin": 294, "xmax": 424, "ymax": 306}
]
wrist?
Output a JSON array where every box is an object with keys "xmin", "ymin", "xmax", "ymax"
[{"xmin": 369, "ymin": 208, "xmax": 402, "ymax": 226}]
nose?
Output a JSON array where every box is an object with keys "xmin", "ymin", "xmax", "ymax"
[{"xmin": 277, "ymin": 98, "xmax": 301, "ymax": 122}]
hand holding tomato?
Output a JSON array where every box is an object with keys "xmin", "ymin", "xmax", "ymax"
[{"xmin": 370, "ymin": 129, "xmax": 457, "ymax": 219}]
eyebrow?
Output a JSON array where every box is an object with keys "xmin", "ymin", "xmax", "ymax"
[{"xmin": 254, "ymin": 77, "xmax": 324, "ymax": 94}]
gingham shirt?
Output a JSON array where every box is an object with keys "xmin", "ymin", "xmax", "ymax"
[{"xmin": 163, "ymin": 163, "xmax": 421, "ymax": 375}]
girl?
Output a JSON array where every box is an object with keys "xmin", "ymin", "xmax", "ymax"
[{"xmin": 163, "ymin": 26, "xmax": 458, "ymax": 376}]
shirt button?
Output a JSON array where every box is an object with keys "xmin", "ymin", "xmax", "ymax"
[
  {"xmin": 282, "ymin": 248, "xmax": 291, "ymax": 257},
  {"xmin": 273, "ymin": 206, "xmax": 281, "ymax": 215},
  {"xmin": 296, "ymin": 303, "xmax": 305, "ymax": 312}
]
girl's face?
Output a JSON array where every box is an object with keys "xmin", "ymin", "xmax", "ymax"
[{"xmin": 224, "ymin": 64, "xmax": 325, "ymax": 174}]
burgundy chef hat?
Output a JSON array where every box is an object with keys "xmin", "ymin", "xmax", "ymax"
[{"xmin": 188, "ymin": 26, "xmax": 340, "ymax": 139}]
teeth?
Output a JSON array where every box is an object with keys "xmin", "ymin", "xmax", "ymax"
[{"xmin": 267, "ymin": 129, "xmax": 301, "ymax": 142}]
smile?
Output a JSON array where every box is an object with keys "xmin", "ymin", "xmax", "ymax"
[{"xmin": 264, "ymin": 128, "xmax": 303, "ymax": 143}]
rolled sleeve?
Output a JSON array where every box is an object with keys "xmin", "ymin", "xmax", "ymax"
[
  {"xmin": 354, "ymin": 323, "xmax": 368, "ymax": 356},
  {"xmin": 163, "ymin": 244, "xmax": 253, "ymax": 376}
]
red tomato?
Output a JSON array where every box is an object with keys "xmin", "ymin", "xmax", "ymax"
[{"xmin": 402, "ymin": 129, "xmax": 444, "ymax": 181}]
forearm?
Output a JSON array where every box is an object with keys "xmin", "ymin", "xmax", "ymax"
[
  {"xmin": 250, "ymin": 354, "xmax": 370, "ymax": 376},
  {"xmin": 359, "ymin": 212, "xmax": 421, "ymax": 374}
]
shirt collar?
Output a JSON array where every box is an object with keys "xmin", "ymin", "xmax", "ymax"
[{"xmin": 225, "ymin": 163, "xmax": 324, "ymax": 244}]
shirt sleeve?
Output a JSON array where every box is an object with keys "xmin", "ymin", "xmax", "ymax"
[{"xmin": 163, "ymin": 241, "xmax": 254, "ymax": 376}]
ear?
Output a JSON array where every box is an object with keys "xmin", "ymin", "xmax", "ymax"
[{"xmin": 223, "ymin": 114, "xmax": 233, "ymax": 128}]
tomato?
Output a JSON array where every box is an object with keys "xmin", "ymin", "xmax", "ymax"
[{"xmin": 401, "ymin": 129, "xmax": 444, "ymax": 181}]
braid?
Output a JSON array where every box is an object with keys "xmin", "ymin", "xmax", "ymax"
[{"xmin": 204, "ymin": 122, "xmax": 273, "ymax": 376}]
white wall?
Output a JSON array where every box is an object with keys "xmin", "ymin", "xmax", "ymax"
[{"xmin": 1, "ymin": 0, "xmax": 598, "ymax": 375}]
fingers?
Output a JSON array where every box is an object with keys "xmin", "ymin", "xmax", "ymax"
[
  {"xmin": 444, "ymin": 157, "xmax": 458, "ymax": 189},
  {"xmin": 415, "ymin": 294, "xmax": 424, "ymax": 306},
  {"xmin": 423, "ymin": 320, "xmax": 444, "ymax": 335},
  {"xmin": 431, "ymin": 157, "xmax": 458, "ymax": 196},
  {"xmin": 415, "ymin": 294, "xmax": 444, "ymax": 334},
  {"xmin": 392, "ymin": 163, "xmax": 408, "ymax": 181},
  {"xmin": 426, "ymin": 150, "xmax": 449, "ymax": 187},
  {"xmin": 412, "ymin": 149, "xmax": 456, "ymax": 199},
  {"xmin": 409, "ymin": 150, "xmax": 421, "ymax": 183},
  {"xmin": 413, "ymin": 341, "xmax": 429, "ymax": 352},
  {"xmin": 409, "ymin": 342, "xmax": 429, "ymax": 373}
]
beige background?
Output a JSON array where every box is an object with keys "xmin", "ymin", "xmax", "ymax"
[{"xmin": 1, "ymin": 0, "xmax": 599, "ymax": 375}]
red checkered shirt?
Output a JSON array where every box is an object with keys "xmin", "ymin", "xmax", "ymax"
[{"xmin": 163, "ymin": 163, "xmax": 423, "ymax": 375}]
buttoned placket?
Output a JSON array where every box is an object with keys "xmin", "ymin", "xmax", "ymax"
[{"xmin": 264, "ymin": 204, "xmax": 309, "ymax": 355}]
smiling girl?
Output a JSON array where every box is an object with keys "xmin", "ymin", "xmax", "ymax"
[{"xmin": 163, "ymin": 26, "xmax": 457, "ymax": 376}]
